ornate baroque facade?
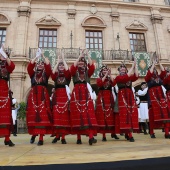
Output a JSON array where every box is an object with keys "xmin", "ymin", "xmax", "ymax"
[{"xmin": 0, "ymin": 0, "xmax": 170, "ymax": 102}]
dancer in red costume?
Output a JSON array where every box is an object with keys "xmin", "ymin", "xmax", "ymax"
[
  {"xmin": 95, "ymin": 65, "xmax": 119, "ymax": 141},
  {"xmin": 163, "ymin": 67, "xmax": 170, "ymax": 138},
  {"xmin": 27, "ymin": 49, "xmax": 52, "ymax": 145},
  {"xmin": 0, "ymin": 45, "xmax": 15, "ymax": 147},
  {"xmin": 70, "ymin": 49, "xmax": 98, "ymax": 145},
  {"xmin": 51, "ymin": 53, "xmax": 71, "ymax": 144},
  {"xmin": 145, "ymin": 60, "xmax": 169, "ymax": 138},
  {"xmin": 113, "ymin": 61, "xmax": 139, "ymax": 142}
]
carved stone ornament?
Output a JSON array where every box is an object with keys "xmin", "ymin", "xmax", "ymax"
[
  {"xmin": 125, "ymin": 20, "xmax": 148, "ymax": 31},
  {"xmin": 110, "ymin": 12, "xmax": 120, "ymax": 22},
  {"xmin": 17, "ymin": 6, "xmax": 31, "ymax": 17},
  {"xmin": 35, "ymin": 15, "xmax": 61, "ymax": 26},
  {"xmin": 151, "ymin": 14, "xmax": 163, "ymax": 24},
  {"xmin": 0, "ymin": 14, "xmax": 11, "ymax": 25},
  {"xmin": 90, "ymin": 4, "xmax": 98, "ymax": 15},
  {"xmin": 82, "ymin": 16, "xmax": 106, "ymax": 28},
  {"xmin": 67, "ymin": 9, "xmax": 76, "ymax": 19}
]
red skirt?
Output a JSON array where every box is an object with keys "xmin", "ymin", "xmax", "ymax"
[
  {"xmin": 26, "ymin": 85, "xmax": 52, "ymax": 135},
  {"xmin": 52, "ymin": 88, "xmax": 70, "ymax": 135},
  {"xmin": 70, "ymin": 83, "xmax": 97, "ymax": 135},
  {"xmin": 149, "ymin": 107, "xmax": 163, "ymax": 129},
  {"xmin": 95, "ymin": 89, "xmax": 115, "ymax": 133},
  {"xmin": 0, "ymin": 79, "xmax": 12, "ymax": 137},
  {"xmin": 115, "ymin": 88, "xmax": 139, "ymax": 134},
  {"xmin": 149, "ymin": 86, "xmax": 170, "ymax": 122}
]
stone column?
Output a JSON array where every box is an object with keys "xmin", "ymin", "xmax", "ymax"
[
  {"xmin": 10, "ymin": 57, "xmax": 29, "ymax": 102},
  {"xmin": 10, "ymin": 1, "xmax": 31, "ymax": 102},
  {"xmin": 110, "ymin": 5, "xmax": 120, "ymax": 50},
  {"xmin": 14, "ymin": 1, "xmax": 31, "ymax": 57},
  {"xmin": 150, "ymin": 7, "xmax": 168, "ymax": 61},
  {"xmin": 67, "ymin": 2, "xmax": 76, "ymax": 48}
]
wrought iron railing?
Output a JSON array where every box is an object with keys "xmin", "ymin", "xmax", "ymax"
[
  {"xmin": 29, "ymin": 48, "xmax": 80, "ymax": 60},
  {"xmin": 29, "ymin": 47, "xmax": 155, "ymax": 62}
]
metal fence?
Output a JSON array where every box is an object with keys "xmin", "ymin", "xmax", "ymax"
[{"xmin": 29, "ymin": 47, "xmax": 155, "ymax": 62}]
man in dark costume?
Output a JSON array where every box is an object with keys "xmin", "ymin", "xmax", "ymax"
[{"xmin": 137, "ymin": 82, "xmax": 149, "ymax": 135}]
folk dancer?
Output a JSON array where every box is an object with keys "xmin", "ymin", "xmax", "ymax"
[
  {"xmin": 51, "ymin": 53, "xmax": 71, "ymax": 144},
  {"xmin": 145, "ymin": 60, "xmax": 169, "ymax": 138},
  {"xmin": 69, "ymin": 49, "xmax": 98, "ymax": 145},
  {"xmin": 162, "ymin": 67, "xmax": 170, "ymax": 138},
  {"xmin": 137, "ymin": 82, "xmax": 149, "ymax": 135},
  {"xmin": 26, "ymin": 49, "xmax": 52, "ymax": 145},
  {"xmin": 113, "ymin": 61, "xmax": 139, "ymax": 142},
  {"xmin": 95, "ymin": 65, "xmax": 119, "ymax": 141},
  {"xmin": 0, "ymin": 46, "xmax": 15, "ymax": 146}
]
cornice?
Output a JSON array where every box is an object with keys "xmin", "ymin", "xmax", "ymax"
[{"xmin": 27, "ymin": 0, "xmax": 170, "ymax": 11}]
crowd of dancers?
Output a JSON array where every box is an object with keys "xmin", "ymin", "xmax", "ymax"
[{"xmin": 1, "ymin": 46, "xmax": 170, "ymax": 147}]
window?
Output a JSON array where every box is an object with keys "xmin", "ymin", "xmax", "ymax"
[
  {"xmin": 85, "ymin": 31, "xmax": 103, "ymax": 50},
  {"xmin": 165, "ymin": 0, "xmax": 170, "ymax": 5},
  {"xmin": 129, "ymin": 33, "xmax": 146, "ymax": 52},
  {"xmin": 39, "ymin": 29, "xmax": 57, "ymax": 48},
  {"xmin": 0, "ymin": 28, "xmax": 6, "ymax": 46}
]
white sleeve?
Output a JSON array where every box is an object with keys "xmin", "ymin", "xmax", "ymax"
[
  {"xmin": 161, "ymin": 85, "xmax": 167, "ymax": 98},
  {"xmin": 112, "ymin": 87, "xmax": 116, "ymax": 102},
  {"xmin": 138, "ymin": 88, "xmax": 148, "ymax": 96},
  {"xmin": 131, "ymin": 87, "xmax": 135, "ymax": 98},
  {"xmin": 114, "ymin": 84, "xmax": 118, "ymax": 93},
  {"xmin": 136, "ymin": 96, "xmax": 140, "ymax": 105},
  {"xmin": 0, "ymin": 47, "xmax": 7, "ymax": 59},
  {"xmin": 65, "ymin": 85, "xmax": 71, "ymax": 100}
]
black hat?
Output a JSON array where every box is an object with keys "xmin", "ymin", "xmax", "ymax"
[{"xmin": 141, "ymin": 82, "xmax": 146, "ymax": 86}]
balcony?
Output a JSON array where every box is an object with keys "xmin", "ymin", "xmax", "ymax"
[{"xmin": 29, "ymin": 47, "xmax": 155, "ymax": 67}]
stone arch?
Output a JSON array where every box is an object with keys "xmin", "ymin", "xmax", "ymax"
[
  {"xmin": 0, "ymin": 13, "xmax": 11, "ymax": 26},
  {"xmin": 125, "ymin": 20, "xmax": 148, "ymax": 31},
  {"xmin": 81, "ymin": 15, "xmax": 106, "ymax": 28},
  {"xmin": 35, "ymin": 15, "xmax": 61, "ymax": 26}
]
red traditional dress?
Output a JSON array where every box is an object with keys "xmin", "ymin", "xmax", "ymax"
[
  {"xmin": 26, "ymin": 62, "xmax": 52, "ymax": 136},
  {"xmin": 95, "ymin": 78, "xmax": 115, "ymax": 135},
  {"xmin": 114, "ymin": 74, "xmax": 139, "ymax": 137},
  {"xmin": 70, "ymin": 63, "xmax": 98, "ymax": 138},
  {"xmin": 51, "ymin": 69, "xmax": 71, "ymax": 138},
  {"xmin": 0, "ymin": 60, "xmax": 15, "ymax": 138},
  {"xmin": 163, "ymin": 74, "xmax": 170, "ymax": 137},
  {"xmin": 145, "ymin": 70, "xmax": 170, "ymax": 137}
]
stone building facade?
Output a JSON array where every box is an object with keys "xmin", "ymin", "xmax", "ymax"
[{"xmin": 0, "ymin": 0, "xmax": 170, "ymax": 102}]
